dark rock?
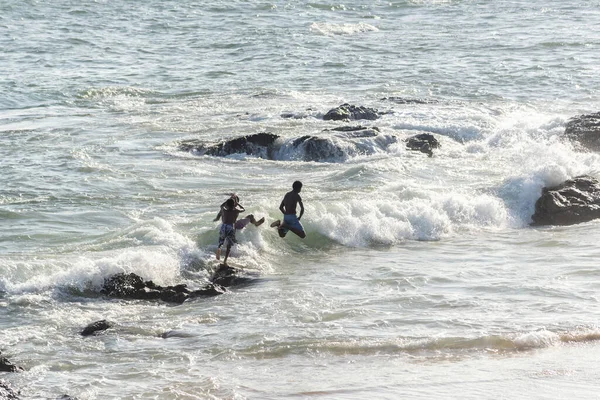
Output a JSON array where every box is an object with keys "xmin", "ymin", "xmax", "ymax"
[
  {"xmin": 81, "ymin": 320, "xmax": 112, "ymax": 336},
  {"xmin": 405, "ymin": 133, "xmax": 441, "ymax": 157},
  {"xmin": 323, "ymin": 104, "xmax": 380, "ymax": 121},
  {"xmin": 0, "ymin": 380, "xmax": 20, "ymax": 399},
  {"xmin": 531, "ymin": 176, "xmax": 600, "ymax": 226},
  {"xmin": 0, "ymin": 353, "xmax": 23, "ymax": 373},
  {"xmin": 564, "ymin": 112, "xmax": 600, "ymax": 151},
  {"xmin": 159, "ymin": 289, "xmax": 188, "ymax": 304},
  {"xmin": 100, "ymin": 272, "xmax": 224, "ymax": 304},
  {"xmin": 191, "ymin": 283, "xmax": 226, "ymax": 297},
  {"xmin": 381, "ymin": 97, "xmax": 438, "ymax": 104},
  {"xmin": 292, "ymin": 136, "xmax": 346, "ymax": 162},
  {"xmin": 211, "ymin": 264, "xmax": 254, "ymax": 287},
  {"xmin": 179, "ymin": 133, "xmax": 279, "ymax": 158},
  {"xmin": 161, "ymin": 330, "xmax": 196, "ymax": 339},
  {"xmin": 180, "ymin": 126, "xmax": 394, "ymax": 163}
]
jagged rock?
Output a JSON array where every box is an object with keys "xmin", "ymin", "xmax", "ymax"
[
  {"xmin": 531, "ymin": 176, "xmax": 600, "ymax": 226},
  {"xmin": 179, "ymin": 132, "xmax": 279, "ymax": 158},
  {"xmin": 180, "ymin": 125, "xmax": 395, "ymax": 163},
  {"xmin": 81, "ymin": 320, "xmax": 112, "ymax": 336},
  {"xmin": 190, "ymin": 283, "xmax": 226, "ymax": 296},
  {"xmin": 211, "ymin": 264, "xmax": 254, "ymax": 287},
  {"xmin": 323, "ymin": 104, "xmax": 380, "ymax": 121},
  {"xmin": 0, "ymin": 353, "xmax": 23, "ymax": 373},
  {"xmin": 0, "ymin": 380, "xmax": 20, "ymax": 399},
  {"xmin": 101, "ymin": 273, "xmax": 224, "ymax": 304},
  {"xmin": 405, "ymin": 133, "xmax": 440, "ymax": 157},
  {"xmin": 564, "ymin": 112, "xmax": 600, "ymax": 151}
]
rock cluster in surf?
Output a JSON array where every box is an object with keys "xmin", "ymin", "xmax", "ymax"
[
  {"xmin": 528, "ymin": 112, "xmax": 600, "ymax": 226},
  {"xmin": 179, "ymin": 103, "xmax": 441, "ymax": 161},
  {"xmin": 100, "ymin": 272, "xmax": 226, "ymax": 304}
]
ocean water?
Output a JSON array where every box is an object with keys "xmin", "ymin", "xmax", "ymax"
[{"xmin": 2, "ymin": 0, "xmax": 600, "ymax": 398}]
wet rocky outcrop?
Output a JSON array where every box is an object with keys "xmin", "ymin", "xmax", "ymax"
[
  {"xmin": 179, "ymin": 126, "xmax": 396, "ymax": 163},
  {"xmin": 405, "ymin": 133, "xmax": 441, "ymax": 157},
  {"xmin": 323, "ymin": 103, "xmax": 381, "ymax": 121},
  {"xmin": 0, "ymin": 353, "xmax": 23, "ymax": 373},
  {"xmin": 0, "ymin": 380, "xmax": 20, "ymax": 400},
  {"xmin": 101, "ymin": 273, "xmax": 225, "ymax": 304},
  {"xmin": 564, "ymin": 112, "xmax": 600, "ymax": 151},
  {"xmin": 210, "ymin": 264, "xmax": 255, "ymax": 287},
  {"xmin": 531, "ymin": 175, "xmax": 600, "ymax": 226},
  {"xmin": 291, "ymin": 136, "xmax": 346, "ymax": 162},
  {"xmin": 179, "ymin": 132, "xmax": 279, "ymax": 158},
  {"xmin": 81, "ymin": 320, "xmax": 113, "ymax": 337}
]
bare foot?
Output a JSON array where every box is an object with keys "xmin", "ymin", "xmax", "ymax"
[
  {"xmin": 270, "ymin": 220, "xmax": 281, "ymax": 228},
  {"xmin": 216, "ymin": 248, "xmax": 221, "ymax": 260},
  {"xmin": 255, "ymin": 217, "xmax": 265, "ymax": 227}
]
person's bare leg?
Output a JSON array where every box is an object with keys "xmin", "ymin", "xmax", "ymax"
[
  {"xmin": 223, "ymin": 244, "xmax": 231, "ymax": 265},
  {"xmin": 216, "ymin": 247, "xmax": 221, "ymax": 260},
  {"xmin": 247, "ymin": 214, "xmax": 265, "ymax": 226},
  {"xmin": 289, "ymin": 227, "xmax": 306, "ymax": 239}
]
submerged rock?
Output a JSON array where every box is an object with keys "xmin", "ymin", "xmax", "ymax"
[
  {"xmin": 211, "ymin": 264, "xmax": 255, "ymax": 287},
  {"xmin": 292, "ymin": 136, "xmax": 346, "ymax": 162},
  {"xmin": 531, "ymin": 176, "xmax": 600, "ymax": 226},
  {"xmin": 405, "ymin": 133, "xmax": 440, "ymax": 157},
  {"xmin": 323, "ymin": 104, "xmax": 380, "ymax": 121},
  {"xmin": 325, "ymin": 125, "xmax": 380, "ymax": 138},
  {"xmin": 564, "ymin": 112, "xmax": 600, "ymax": 151},
  {"xmin": 381, "ymin": 97, "xmax": 438, "ymax": 104},
  {"xmin": 101, "ymin": 273, "xmax": 224, "ymax": 304},
  {"xmin": 0, "ymin": 380, "xmax": 20, "ymax": 400},
  {"xmin": 179, "ymin": 132, "xmax": 279, "ymax": 158},
  {"xmin": 180, "ymin": 126, "xmax": 395, "ymax": 163},
  {"xmin": 81, "ymin": 320, "xmax": 113, "ymax": 337},
  {"xmin": 0, "ymin": 353, "xmax": 23, "ymax": 373}
]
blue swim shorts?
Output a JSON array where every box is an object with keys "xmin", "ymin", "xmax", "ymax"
[
  {"xmin": 280, "ymin": 214, "xmax": 305, "ymax": 235},
  {"xmin": 218, "ymin": 224, "xmax": 237, "ymax": 248}
]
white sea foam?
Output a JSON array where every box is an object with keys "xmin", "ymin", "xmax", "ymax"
[
  {"xmin": 514, "ymin": 330, "xmax": 561, "ymax": 349},
  {"xmin": 310, "ymin": 22, "xmax": 379, "ymax": 36},
  {"xmin": 309, "ymin": 190, "xmax": 508, "ymax": 247}
]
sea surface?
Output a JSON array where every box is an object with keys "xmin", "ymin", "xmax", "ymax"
[{"xmin": 2, "ymin": 0, "xmax": 600, "ymax": 399}]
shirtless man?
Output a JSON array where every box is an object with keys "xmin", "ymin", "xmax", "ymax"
[
  {"xmin": 214, "ymin": 194, "xmax": 265, "ymax": 230},
  {"xmin": 270, "ymin": 181, "xmax": 306, "ymax": 239},
  {"xmin": 214, "ymin": 198, "xmax": 242, "ymax": 265}
]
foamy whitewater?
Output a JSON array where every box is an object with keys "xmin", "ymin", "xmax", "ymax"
[{"xmin": 2, "ymin": 1, "xmax": 600, "ymax": 399}]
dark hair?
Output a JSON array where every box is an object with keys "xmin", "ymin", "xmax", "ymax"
[
  {"xmin": 225, "ymin": 198, "xmax": 235, "ymax": 208},
  {"xmin": 292, "ymin": 181, "xmax": 303, "ymax": 192}
]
